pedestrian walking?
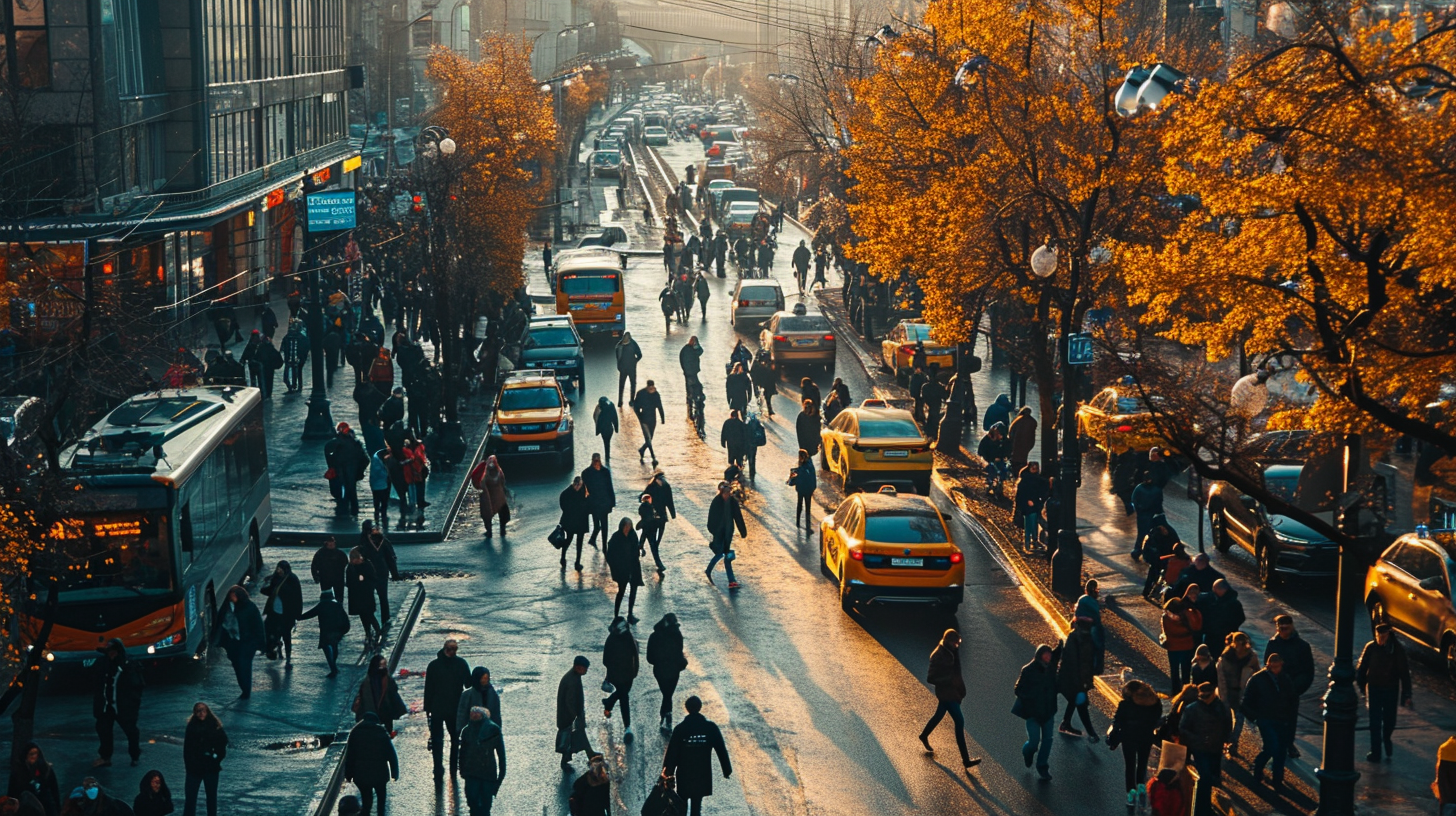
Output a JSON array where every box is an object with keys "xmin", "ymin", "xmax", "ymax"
[
  {"xmin": 569, "ymin": 755, "xmax": 611, "ymax": 816},
  {"xmin": 659, "ymin": 284, "xmax": 679, "ymax": 331},
  {"xmin": 260, "ymin": 561, "xmax": 303, "ymax": 666},
  {"xmin": 132, "ymin": 770, "xmax": 173, "ymax": 816},
  {"xmin": 789, "ymin": 450, "xmax": 817, "ymax": 529},
  {"xmin": 726, "ymin": 364, "xmax": 751, "ymax": 416},
  {"xmin": 1014, "ymin": 643, "xmax": 1059, "ymax": 780},
  {"xmin": 643, "ymin": 472, "xmax": 676, "ymax": 574},
  {"xmin": 353, "ymin": 654, "xmax": 407, "ymax": 733},
  {"xmin": 796, "ymin": 400, "xmax": 821, "ymax": 464},
  {"xmin": 978, "ymin": 424, "xmax": 1010, "ymax": 494},
  {"xmin": 459, "ymin": 706, "xmax": 505, "ymax": 816},
  {"xmin": 647, "ymin": 613, "xmax": 687, "ymax": 732},
  {"xmin": 558, "ymin": 477, "xmax": 591, "ymax": 571},
  {"xmin": 361, "ymin": 528, "xmax": 399, "ymax": 625},
  {"xmin": 1357, "ymin": 622, "xmax": 1412, "ymax": 762},
  {"xmin": 297, "ymin": 588, "xmax": 350, "ymax": 676},
  {"xmin": 791, "ymin": 240, "xmax": 811, "ymax": 293},
  {"xmin": 424, "ymin": 639, "xmax": 472, "ymax": 780},
  {"xmin": 556, "ymin": 656, "xmax": 595, "ymax": 771},
  {"xmin": 91, "ymin": 638, "xmax": 143, "ymax": 768},
  {"xmin": 542, "ymin": 241, "xmax": 553, "ymax": 275},
  {"xmin": 311, "ymin": 536, "xmax": 348, "ymax": 600},
  {"xmin": 217, "ymin": 586, "xmax": 263, "ymax": 700},
  {"xmin": 664, "ymin": 696, "xmax": 732, "ymax": 815},
  {"xmin": 1131, "ymin": 474, "xmax": 1166, "ymax": 559},
  {"xmin": 636, "ymin": 492, "xmax": 666, "ymax": 572},
  {"xmin": 346, "ymin": 549, "xmax": 380, "ymax": 644},
  {"xmin": 9, "ymin": 742, "xmax": 59, "ymax": 815},
  {"xmin": 633, "ymin": 381, "xmax": 666, "ymax": 465},
  {"xmin": 1199, "ymin": 579, "xmax": 1246, "ymax": 657},
  {"xmin": 405, "ymin": 435, "xmax": 429, "ymax": 514},
  {"xmin": 615, "ymin": 332, "xmax": 642, "ymax": 404},
  {"xmin": 1013, "ymin": 463, "xmax": 1049, "ymax": 549},
  {"xmin": 695, "ymin": 274, "xmax": 710, "ymax": 317},
  {"xmin": 456, "ymin": 667, "xmax": 502, "ymax": 732},
  {"xmin": 1262, "ymin": 614, "xmax": 1313, "ymax": 759},
  {"xmin": 742, "ymin": 411, "xmax": 765, "ymax": 480},
  {"xmin": 592, "ymin": 397, "xmax": 619, "ymax": 463},
  {"xmin": 324, "ymin": 423, "xmax": 369, "ymax": 517},
  {"xmin": 343, "ymin": 712, "xmax": 398, "ymax": 816},
  {"xmin": 1161, "ymin": 596, "xmax": 1203, "ymax": 694},
  {"xmin": 1109, "ymin": 679, "xmax": 1162, "ymax": 804},
  {"xmin": 1074, "ymin": 579, "xmax": 1106, "ymax": 674},
  {"xmin": 180, "ymin": 703, "xmax": 226, "ymax": 816},
  {"xmin": 1243, "ymin": 653, "xmax": 1299, "ymax": 789},
  {"xmin": 471, "ymin": 456, "xmax": 509, "ymax": 538},
  {"xmin": 750, "ymin": 349, "xmax": 776, "ymax": 417},
  {"xmin": 281, "ymin": 321, "xmax": 309, "ymax": 393},
  {"xmin": 1056, "ymin": 619, "xmax": 1099, "ymax": 740},
  {"xmin": 1007, "ymin": 406, "xmax": 1037, "ymax": 472},
  {"xmin": 601, "ymin": 617, "xmax": 640, "ymax": 743},
  {"xmin": 1139, "ymin": 516, "xmax": 1181, "ymax": 599},
  {"xmin": 705, "ymin": 481, "xmax": 746, "ymax": 589},
  {"xmin": 680, "ymin": 338, "xmax": 704, "ymax": 415},
  {"xmin": 1216, "ymin": 632, "xmax": 1257, "ymax": 757},
  {"xmin": 918, "ymin": 630, "xmax": 983, "ymax": 776},
  {"xmin": 368, "ymin": 449, "xmax": 391, "ymax": 521},
  {"xmin": 1191, "ymin": 644, "xmax": 1218, "ymax": 687},
  {"xmin": 1180, "ymin": 682, "xmax": 1231, "ymax": 815},
  {"xmin": 582, "ymin": 454, "xmax": 616, "ymax": 549},
  {"xmin": 823, "ymin": 378, "xmax": 850, "ymax": 424},
  {"xmin": 605, "ymin": 518, "xmax": 644, "ymax": 621}
]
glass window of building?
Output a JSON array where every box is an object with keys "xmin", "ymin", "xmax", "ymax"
[{"xmin": 2, "ymin": 0, "xmax": 50, "ymax": 88}]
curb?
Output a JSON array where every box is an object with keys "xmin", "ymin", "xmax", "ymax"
[{"xmin": 309, "ymin": 581, "xmax": 428, "ymax": 816}]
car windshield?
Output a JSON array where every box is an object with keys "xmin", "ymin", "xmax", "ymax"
[
  {"xmin": 31, "ymin": 511, "xmax": 173, "ymax": 601},
  {"xmin": 858, "ymin": 419, "xmax": 921, "ymax": 438},
  {"xmin": 740, "ymin": 286, "xmax": 778, "ymax": 301},
  {"xmin": 526, "ymin": 327, "xmax": 577, "ymax": 348},
  {"xmin": 1114, "ymin": 395, "xmax": 1149, "ymax": 413},
  {"xmin": 1265, "ymin": 473, "xmax": 1300, "ymax": 503},
  {"xmin": 499, "ymin": 387, "xmax": 561, "ymax": 411},
  {"xmin": 777, "ymin": 316, "xmax": 831, "ymax": 332},
  {"xmin": 592, "ymin": 152, "xmax": 620, "ymax": 165},
  {"xmin": 905, "ymin": 324, "xmax": 935, "ymax": 341},
  {"xmin": 865, "ymin": 513, "xmax": 948, "ymax": 544},
  {"xmin": 561, "ymin": 275, "xmax": 619, "ymax": 296}
]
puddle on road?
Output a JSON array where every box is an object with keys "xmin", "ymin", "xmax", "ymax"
[
  {"xmin": 260, "ymin": 733, "xmax": 343, "ymax": 752},
  {"xmin": 397, "ymin": 569, "xmax": 475, "ymax": 580}
]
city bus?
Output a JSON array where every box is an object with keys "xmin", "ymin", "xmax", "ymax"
[
  {"xmin": 554, "ymin": 249, "xmax": 625, "ymax": 337},
  {"xmin": 20, "ymin": 386, "xmax": 270, "ymax": 663}
]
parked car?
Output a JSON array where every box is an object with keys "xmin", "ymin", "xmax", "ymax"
[
  {"xmin": 1075, "ymin": 378, "xmax": 1171, "ymax": 457},
  {"xmin": 1366, "ymin": 529, "xmax": 1456, "ymax": 680}
]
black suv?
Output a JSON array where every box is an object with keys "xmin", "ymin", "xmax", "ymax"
[{"xmin": 517, "ymin": 315, "xmax": 586, "ymax": 392}]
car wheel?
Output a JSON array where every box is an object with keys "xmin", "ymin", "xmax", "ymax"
[
  {"xmin": 1210, "ymin": 507, "xmax": 1232, "ymax": 553},
  {"xmin": 1444, "ymin": 635, "xmax": 1456, "ymax": 684},
  {"xmin": 1257, "ymin": 538, "xmax": 1282, "ymax": 590},
  {"xmin": 839, "ymin": 574, "xmax": 854, "ymax": 613},
  {"xmin": 819, "ymin": 530, "xmax": 834, "ymax": 578},
  {"xmin": 880, "ymin": 355, "xmax": 892, "ymax": 373},
  {"xmin": 196, "ymin": 588, "xmax": 215, "ymax": 661}
]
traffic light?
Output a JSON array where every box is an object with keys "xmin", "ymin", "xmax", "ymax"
[{"xmin": 411, "ymin": 194, "xmax": 424, "ymax": 214}]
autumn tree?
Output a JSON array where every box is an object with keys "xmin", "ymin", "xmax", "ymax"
[{"xmin": 423, "ymin": 38, "xmax": 557, "ymax": 419}]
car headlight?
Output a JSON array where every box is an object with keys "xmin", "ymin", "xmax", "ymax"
[
  {"xmin": 489, "ymin": 420, "xmax": 502, "ymax": 437},
  {"xmin": 1271, "ymin": 529, "xmax": 1312, "ymax": 548},
  {"xmin": 147, "ymin": 630, "xmax": 185, "ymax": 654},
  {"xmin": 557, "ymin": 417, "xmax": 572, "ymax": 433}
]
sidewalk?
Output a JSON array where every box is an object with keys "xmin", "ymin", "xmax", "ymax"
[
  {"xmin": 183, "ymin": 296, "xmax": 491, "ymax": 545},
  {"xmin": 813, "ymin": 284, "xmax": 1455, "ymax": 816}
]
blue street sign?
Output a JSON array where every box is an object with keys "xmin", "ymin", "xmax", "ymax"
[
  {"xmin": 1068, "ymin": 332, "xmax": 1094, "ymax": 365},
  {"xmin": 306, "ymin": 191, "xmax": 357, "ymax": 231}
]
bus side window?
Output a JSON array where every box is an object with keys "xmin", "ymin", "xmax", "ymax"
[{"xmin": 180, "ymin": 503, "xmax": 194, "ymax": 556}]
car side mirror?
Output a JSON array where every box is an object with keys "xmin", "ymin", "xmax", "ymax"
[
  {"xmin": 1239, "ymin": 495, "xmax": 1259, "ymax": 512},
  {"xmin": 1419, "ymin": 575, "xmax": 1448, "ymax": 595}
]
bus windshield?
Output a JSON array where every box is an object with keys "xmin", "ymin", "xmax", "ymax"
[
  {"xmin": 32, "ymin": 511, "xmax": 173, "ymax": 601},
  {"xmin": 561, "ymin": 276, "xmax": 619, "ymax": 297}
]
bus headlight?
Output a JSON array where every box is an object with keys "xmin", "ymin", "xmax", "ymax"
[{"xmin": 147, "ymin": 630, "xmax": 185, "ymax": 654}]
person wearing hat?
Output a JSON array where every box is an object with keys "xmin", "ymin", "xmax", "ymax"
[
  {"xmin": 91, "ymin": 638, "xmax": 144, "ymax": 768},
  {"xmin": 459, "ymin": 705, "xmax": 506, "ymax": 815},
  {"xmin": 1356, "ymin": 622, "xmax": 1412, "ymax": 762},
  {"xmin": 556, "ymin": 656, "xmax": 594, "ymax": 770},
  {"xmin": 343, "ymin": 711, "xmax": 397, "ymax": 816},
  {"xmin": 324, "ymin": 423, "xmax": 369, "ymax": 517},
  {"xmin": 1178, "ymin": 682, "xmax": 1230, "ymax": 815}
]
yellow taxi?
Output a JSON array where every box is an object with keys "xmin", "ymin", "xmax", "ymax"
[
  {"xmin": 1075, "ymin": 377, "xmax": 1169, "ymax": 456},
  {"xmin": 881, "ymin": 320, "xmax": 956, "ymax": 383},
  {"xmin": 486, "ymin": 371, "xmax": 574, "ymax": 468},
  {"xmin": 1365, "ymin": 528, "xmax": 1456, "ymax": 678},
  {"xmin": 819, "ymin": 486, "xmax": 965, "ymax": 612},
  {"xmin": 821, "ymin": 400, "xmax": 932, "ymax": 494}
]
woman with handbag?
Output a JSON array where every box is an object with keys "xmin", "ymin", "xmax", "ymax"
[
  {"xmin": 605, "ymin": 518, "xmax": 644, "ymax": 623},
  {"xmin": 789, "ymin": 450, "xmax": 817, "ymax": 529},
  {"xmin": 354, "ymin": 654, "xmax": 406, "ymax": 733},
  {"xmin": 1109, "ymin": 679, "xmax": 1163, "ymax": 805},
  {"xmin": 557, "ymin": 477, "xmax": 591, "ymax": 570},
  {"xmin": 601, "ymin": 616, "xmax": 640, "ymax": 744},
  {"xmin": 181, "ymin": 703, "xmax": 227, "ymax": 816}
]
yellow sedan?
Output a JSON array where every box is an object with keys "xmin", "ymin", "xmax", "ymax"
[
  {"xmin": 820, "ymin": 401, "xmax": 932, "ymax": 494},
  {"xmin": 819, "ymin": 487, "xmax": 965, "ymax": 612},
  {"xmin": 1076, "ymin": 381, "xmax": 1170, "ymax": 456},
  {"xmin": 881, "ymin": 320, "xmax": 956, "ymax": 383}
]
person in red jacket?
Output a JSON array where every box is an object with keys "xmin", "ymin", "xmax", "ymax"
[{"xmin": 1149, "ymin": 767, "xmax": 1187, "ymax": 816}]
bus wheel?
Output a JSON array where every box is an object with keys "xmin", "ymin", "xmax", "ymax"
[{"xmin": 195, "ymin": 589, "xmax": 214, "ymax": 661}]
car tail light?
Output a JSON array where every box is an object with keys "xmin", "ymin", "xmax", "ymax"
[
  {"xmin": 773, "ymin": 335, "xmax": 788, "ymax": 343},
  {"xmin": 950, "ymin": 551, "xmax": 963, "ymax": 564},
  {"xmin": 739, "ymin": 300, "xmax": 749, "ymax": 307},
  {"xmin": 910, "ymin": 446, "xmax": 930, "ymax": 454},
  {"xmin": 849, "ymin": 549, "xmax": 864, "ymax": 561},
  {"xmin": 1115, "ymin": 424, "xmax": 1134, "ymax": 433},
  {"xmin": 900, "ymin": 344, "xmax": 917, "ymax": 355},
  {"xmin": 823, "ymin": 335, "xmax": 835, "ymax": 342}
]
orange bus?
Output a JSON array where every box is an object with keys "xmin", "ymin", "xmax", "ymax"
[{"xmin": 554, "ymin": 249, "xmax": 626, "ymax": 337}]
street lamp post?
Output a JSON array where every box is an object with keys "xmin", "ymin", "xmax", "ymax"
[
  {"xmin": 301, "ymin": 249, "xmax": 336, "ymax": 440},
  {"xmin": 417, "ymin": 127, "xmax": 461, "ymax": 427},
  {"xmin": 1317, "ymin": 433, "xmax": 1364, "ymax": 815}
]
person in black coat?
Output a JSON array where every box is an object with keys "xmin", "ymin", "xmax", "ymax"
[
  {"xmin": 360, "ymin": 526, "xmax": 399, "ymax": 626},
  {"xmin": 558, "ymin": 477, "xmax": 592, "ymax": 570},
  {"xmin": 8, "ymin": 742, "xmax": 59, "ymax": 816},
  {"xmin": 601, "ymin": 617, "xmax": 640, "ymax": 742},
  {"xmin": 706, "ymin": 482, "xmax": 747, "ymax": 587},
  {"xmin": 455, "ymin": 667, "xmax": 502, "ymax": 732},
  {"xmin": 920, "ymin": 630, "xmax": 981, "ymax": 774},
  {"xmin": 1242, "ymin": 653, "xmax": 1300, "ymax": 787},
  {"xmin": 632, "ymin": 382, "xmax": 666, "ymax": 465},
  {"xmin": 720, "ymin": 410, "xmax": 748, "ymax": 467},
  {"xmin": 345, "ymin": 550, "xmax": 380, "ymax": 644},
  {"xmin": 1262, "ymin": 614, "xmax": 1314, "ymax": 760},
  {"xmin": 796, "ymin": 400, "xmax": 821, "ymax": 462},
  {"xmin": 423, "ymin": 640, "xmax": 472, "ymax": 779},
  {"xmin": 1013, "ymin": 463, "xmax": 1050, "ymax": 547},
  {"xmin": 592, "ymin": 398, "xmax": 619, "ymax": 464},
  {"xmin": 297, "ymin": 589, "xmax": 350, "ymax": 676},
  {"xmin": 556, "ymin": 657, "xmax": 594, "ymax": 770},
  {"xmin": 636, "ymin": 493, "xmax": 667, "ymax": 574},
  {"xmin": 92, "ymin": 638, "xmax": 144, "ymax": 768},
  {"xmin": 260, "ymin": 561, "xmax": 303, "ymax": 665},
  {"xmin": 132, "ymin": 770, "xmax": 172, "ymax": 816},
  {"xmin": 663, "ymin": 696, "xmax": 732, "ymax": 813},
  {"xmin": 647, "ymin": 614, "xmax": 687, "ymax": 731},
  {"xmin": 1110, "ymin": 679, "xmax": 1163, "ymax": 795},
  {"xmin": 310, "ymin": 536, "xmax": 348, "ymax": 600},
  {"xmin": 324, "ymin": 423, "xmax": 369, "ymax": 515},
  {"xmin": 217, "ymin": 586, "xmax": 264, "ymax": 700},
  {"xmin": 569, "ymin": 755, "xmax": 611, "ymax": 816},
  {"xmin": 1198, "ymin": 579, "xmax": 1246, "ymax": 658},
  {"xmin": 581, "ymin": 455, "xmax": 616, "ymax": 548},
  {"xmin": 679, "ymin": 337, "xmax": 705, "ymax": 413},
  {"xmin": 725, "ymin": 364, "xmax": 751, "ymax": 416},
  {"xmin": 1056, "ymin": 620, "xmax": 1098, "ymax": 740},
  {"xmin": 1015, "ymin": 643, "xmax": 1059, "ymax": 779},
  {"xmin": 605, "ymin": 518, "xmax": 644, "ymax": 622},
  {"xmin": 643, "ymin": 472, "xmax": 676, "ymax": 574},
  {"xmin": 181, "ymin": 703, "xmax": 227, "ymax": 816},
  {"xmin": 343, "ymin": 712, "xmax": 398, "ymax": 816},
  {"xmin": 750, "ymin": 350, "xmax": 776, "ymax": 416}
]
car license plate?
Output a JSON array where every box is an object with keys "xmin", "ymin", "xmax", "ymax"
[
  {"xmin": 891, "ymin": 557, "xmax": 923, "ymax": 568},
  {"xmin": 569, "ymin": 304, "xmax": 587, "ymax": 311},
  {"xmin": 883, "ymin": 449, "xmax": 909, "ymax": 457},
  {"xmin": 517, "ymin": 445, "xmax": 541, "ymax": 452},
  {"xmin": 793, "ymin": 338, "xmax": 816, "ymax": 346}
]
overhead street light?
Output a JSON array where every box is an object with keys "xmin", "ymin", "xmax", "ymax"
[
  {"xmin": 1114, "ymin": 63, "xmax": 1188, "ymax": 116},
  {"xmin": 953, "ymin": 55, "xmax": 990, "ymax": 89}
]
